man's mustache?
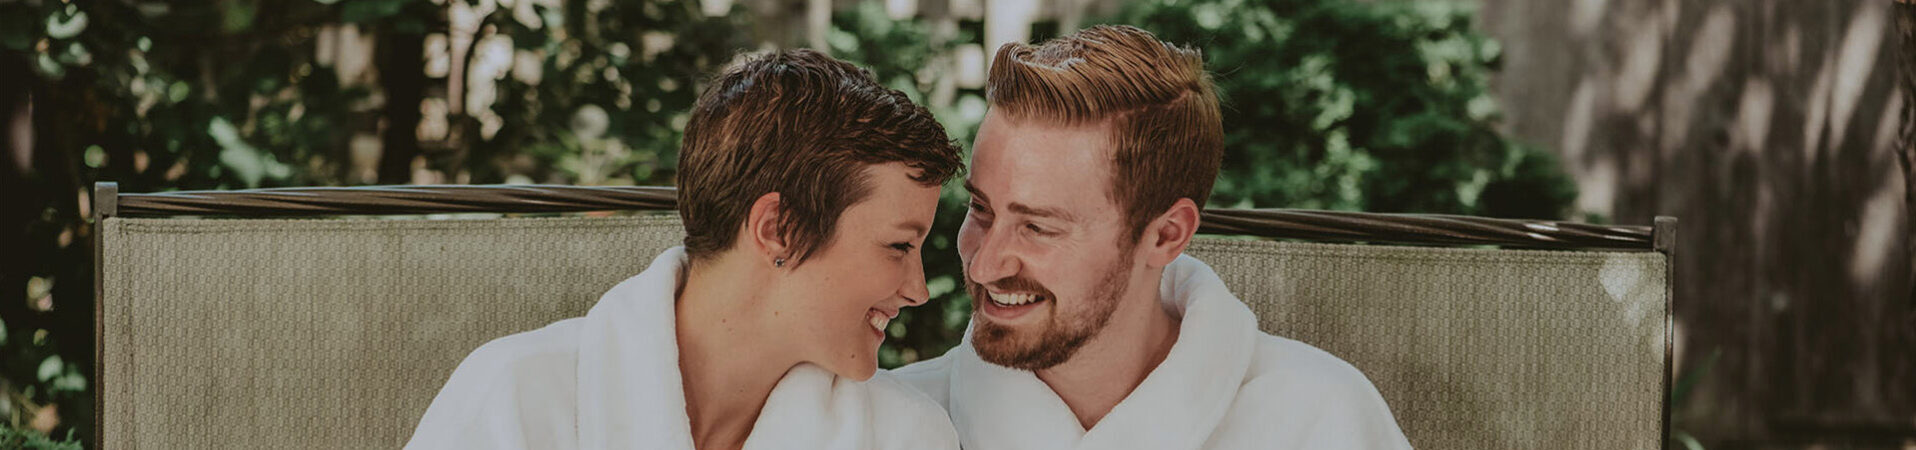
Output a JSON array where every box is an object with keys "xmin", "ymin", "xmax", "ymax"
[{"xmin": 966, "ymin": 273, "xmax": 1057, "ymax": 304}]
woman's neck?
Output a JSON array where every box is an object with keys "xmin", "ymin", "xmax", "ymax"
[{"xmin": 675, "ymin": 258, "xmax": 797, "ymax": 450}]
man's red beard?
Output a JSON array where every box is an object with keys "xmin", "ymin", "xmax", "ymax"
[{"xmin": 966, "ymin": 254, "xmax": 1131, "ymax": 371}]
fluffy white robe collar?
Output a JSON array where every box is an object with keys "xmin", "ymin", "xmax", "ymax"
[
  {"xmin": 407, "ymin": 247, "xmax": 958, "ymax": 450},
  {"xmin": 942, "ymin": 254, "xmax": 1259, "ymax": 450},
  {"xmin": 897, "ymin": 254, "xmax": 1410, "ymax": 450}
]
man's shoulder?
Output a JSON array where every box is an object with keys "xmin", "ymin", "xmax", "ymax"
[
  {"xmin": 1218, "ymin": 334, "xmax": 1411, "ymax": 448},
  {"xmin": 1242, "ymin": 334, "xmax": 1375, "ymax": 392}
]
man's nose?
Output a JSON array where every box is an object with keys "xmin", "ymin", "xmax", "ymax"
[{"xmin": 965, "ymin": 225, "xmax": 1019, "ymax": 285}]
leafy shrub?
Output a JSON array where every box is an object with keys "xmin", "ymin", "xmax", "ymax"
[{"xmin": 1106, "ymin": 0, "xmax": 1576, "ymax": 217}]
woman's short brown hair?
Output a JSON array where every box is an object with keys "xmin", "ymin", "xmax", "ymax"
[
  {"xmin": 987, "ymin": 25, "xmax": 1224, "ymax": 238},
  {"xmin": 676, "ymin": 49, "xmax": 963, "ymax": 266}
]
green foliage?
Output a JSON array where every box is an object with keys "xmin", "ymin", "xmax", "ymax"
[
  {"xmin": 1105, "ymin": 0, "xmax": 1575, "ymax": 217},
  {"xmin": 1669, "ymin": 349, "xmax": 1721, "ymax": 450},
  {"xmin": 0, "ymin": 427, "xmax": 82, "ymax": 450},
  {"xmin": 474, "ymin": 0, "xmax": 750, "ymax": 185}
]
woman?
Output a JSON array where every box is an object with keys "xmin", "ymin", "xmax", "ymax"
[{"xmin": 406, "ymin": 49, "xmax": 964, "ymax": 450}]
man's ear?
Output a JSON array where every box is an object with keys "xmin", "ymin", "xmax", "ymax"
[
  {"xmin": 746, "ymin": 192, "xmax": 789, "ymax": 266},
  {"xmin": 1139, "ymin": 198, "xmax": 1201, "ymax": 268}
]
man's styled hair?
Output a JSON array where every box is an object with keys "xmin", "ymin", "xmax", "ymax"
[
  {"xmin": 677, "ymin": 49, "xmax": 963, "ymax": 266},
  {"xmin": 987, "ymin": 25, "xmax": 1224, "ymax": 238}
]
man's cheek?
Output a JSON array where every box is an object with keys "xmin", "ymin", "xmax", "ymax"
[{"xmin": 956, "ymin": 220, "xmax": 980, "ymax": 261}]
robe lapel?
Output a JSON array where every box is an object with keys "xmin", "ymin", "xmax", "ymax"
[
  {"xmin": 572, "ymin": 248, "xmax": 878, "ymax": 450},
  {"xmin": 743, "ymin": 364, "xmax": 869, "ymax": 450},
  {"xmin": 575, "ymin": 248, "xmax": 698, "ymax": 450},
  {"xmin": 1077, "ymin": 255, "xmax": 1257, "ymax": 450},
  {"xmin": 947, "ymin": 255, "xmax": 1258, "ymax": 450},
  {"xmin": 949, "ymin": 344, "xmax": 1088, "ymax": 450}
]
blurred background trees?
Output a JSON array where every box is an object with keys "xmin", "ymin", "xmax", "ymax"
[{"xmin": 3, "ymin": 0, "xmax": 1909, "ymax": 448}]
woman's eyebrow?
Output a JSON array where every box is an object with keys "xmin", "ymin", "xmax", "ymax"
[{"xmin": 895, "ymin": 220, "xmax": 930, "ymax": 237}]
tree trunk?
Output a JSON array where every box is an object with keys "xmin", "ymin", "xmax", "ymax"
[
  {"xmin": 1897, "ymin": 0, "xmax": 1915, "ymax": 310},
  {"xmin": 376, "ymin": 26, "xmax": 425, "ymax": 184},
  {"xmin": 0, "ymin": 51, "xmax": 32, "ymax": 337}
]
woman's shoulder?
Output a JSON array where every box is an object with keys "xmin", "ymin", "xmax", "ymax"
[
  {"xmin": 423, "ymin": 318, "xmax": 587, "ymax": 416},
  {"xmin": 407, "ymin": 320, "xmax": 586, "ymax": 449},
  {"xmin": 862, "ymin": 371, "xmax": 960, "ymax": 448},
  {"xmin": 458, "ymin": 318, "xmax": 588, "ymax": 376}
]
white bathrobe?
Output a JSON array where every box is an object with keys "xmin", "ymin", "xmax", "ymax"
[
  {"xmin": 891, "ymin": 254, "xmax": 1413, "ymax": 449},
  {"xmin": 406, "ymin": 247, "xmax": 960, "ymax": 450}
]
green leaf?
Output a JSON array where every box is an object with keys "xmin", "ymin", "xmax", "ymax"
[
  {"xmin": 45, "ymin": 9, "xmax": 87, "ymax": 39},
  {"xmin": 221, "ymin": 0, "xmax": 256, "ymax": 33},
  {"xmin": 1674, "ymin": 431, "xmax": 1706, "ymax": 450},
  {"xmin": 33, "ymin": 49, "xmax": 64, "ymax": 78},
  {"xmin": 0, "ymin": 10, "xmax": 37, "ymax": 50},
  {"xmin": 1670, "ymin": 349, "xmax": 1721, "ymax": 405},
  {"xmin": 927, "ymin": 275, "xmax": 956, "ymax": 299},
  {"xmin": 37, "ymin": 355, "xmax": 63, "ymax": 382},
  {"xmin": 210, "ymin": 116, "xmax": 291, "ymax": 187},
  {"xmin": 55, "ymin": 373, "xmax": 87, "ymax": 392},
  {"xmin": 340, "ymin": 0, "xmax": 411, "ymax": 23}
]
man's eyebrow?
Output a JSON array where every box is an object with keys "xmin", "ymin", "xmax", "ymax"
[
  {"xmin": 964, "ymin": 180, "xmax": 1076, "ymax": 222},
  {"xmin": 1006, "ymin": 202, "xmax": 1078, "ymax": 222},
  {"xmin": 962, "ymin": 180, "xmax": 987, "ymax": 202}
]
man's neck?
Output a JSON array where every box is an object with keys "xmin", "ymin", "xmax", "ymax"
[
  {"xmin": 1034, "ymin": 280, "xmax": 1181, "ymax": 430},
  {"xmin": 676, "ymin": 259, "xmax": 795, "ymax": 450}
]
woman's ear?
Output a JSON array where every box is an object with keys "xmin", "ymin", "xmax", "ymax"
[
  {"xmin": 746, "ymin": 192, "xmax": 789, "ymax": 267},
  {"xmin": 1140, "ymin": 198, "xmax": 1201, "ymax": 268}
]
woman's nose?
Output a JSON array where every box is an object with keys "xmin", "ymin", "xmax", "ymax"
[{"xmin": 900, "ymin": 255, "xmax": 930, "ymax": 306}]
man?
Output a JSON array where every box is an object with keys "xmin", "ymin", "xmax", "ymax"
[{"xmin": 893, "ymin": 25, "xmax": 1413, "ymax": 449}]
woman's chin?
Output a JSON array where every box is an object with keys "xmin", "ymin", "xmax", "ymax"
[
  {"xmin": 804, "ymin": 341, "xmax": 880, "ymax": 381},
  {"xmin": 825, "ymin": 359, "xmax": 878, "ymax": 381}
]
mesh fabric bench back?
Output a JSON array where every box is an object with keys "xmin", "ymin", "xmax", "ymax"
[
  {"xmin": 1186, "ymin": 239, "xmax": 1667, "ymax": 450},
  {"xmin": 99, "ymin": 215, "xmax": 686, "ymax": 449},
  {"xmin": 99, "ymin": 212, "xmax": 1668, "ymax": 449}
]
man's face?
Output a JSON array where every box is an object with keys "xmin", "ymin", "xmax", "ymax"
[{"xmin": 959, "ymin": 109, "xmax": 1140, "ymax": 371}]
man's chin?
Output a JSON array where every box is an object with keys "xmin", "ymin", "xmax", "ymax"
[{"xmin": 970, "ymin": 323, "xmax": 1081, "ymax": 371}]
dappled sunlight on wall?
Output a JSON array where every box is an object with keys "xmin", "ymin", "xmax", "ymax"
[{"xmin": 1475, "ymin": 0, "xmax": 1914, "ymax": 445}]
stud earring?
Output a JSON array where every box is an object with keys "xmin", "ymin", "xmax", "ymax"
[{"xmin": 775, "ymin": 258, "xmax": 786, "ymax": 268}]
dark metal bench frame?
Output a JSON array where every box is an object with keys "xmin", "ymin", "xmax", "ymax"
[{"xmin": 89, "ymin": 181, "xmax": 1677, "ymax": 447}]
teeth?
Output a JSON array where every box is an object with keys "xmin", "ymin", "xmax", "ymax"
[
  {"xmin": 869, "ymin": 311, "xmax": 889, "ymax": 333},
  {"xmin": 988, "ymin": 292, "xmax": 1041, "ymax": 305}
]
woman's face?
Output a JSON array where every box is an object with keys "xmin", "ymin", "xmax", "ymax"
[{"xmin": 778, "ymin": 162, "xmax": 940, "ymax": 380}]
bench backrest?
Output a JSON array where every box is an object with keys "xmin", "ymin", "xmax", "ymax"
[{"xmin": 94, "ymin": 183, "xmax": 1671, "ymax": 449}]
